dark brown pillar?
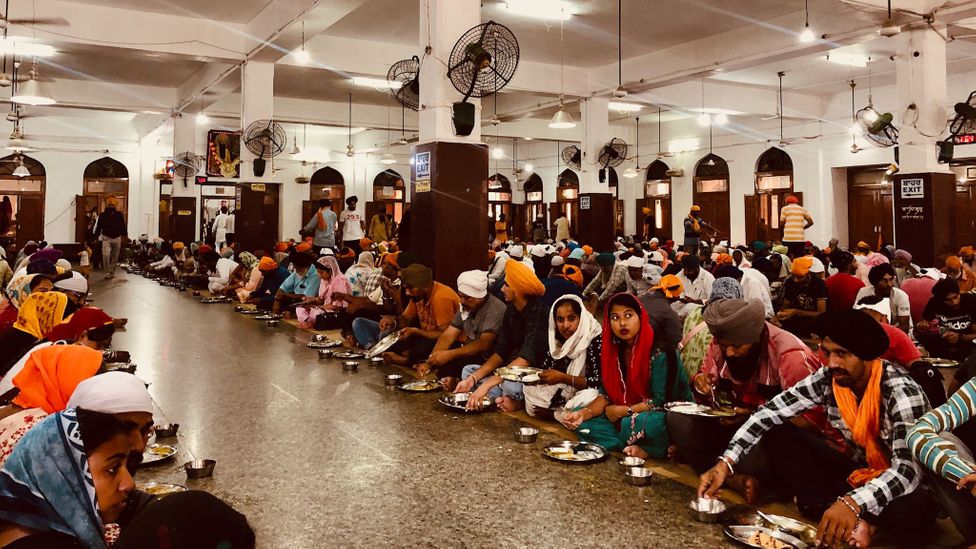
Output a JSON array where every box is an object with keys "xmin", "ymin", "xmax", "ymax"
[
  {"xmin": 892, "ymin": 172, "xmax": 955, "ymax": 266},
  {"xmin": 409, "ymin": 141, "xmax": 488, "ymax": 286},
  {"xmin": 576, "ymin": 193, "xmax": 615, "ymax": 251},
  {"xmin": 171, "ymin": 197, "xmax": 197, "ymax": 245}
]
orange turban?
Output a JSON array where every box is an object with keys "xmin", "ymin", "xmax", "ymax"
[
  {"xmin": 385, "ymin": 252, "xmax": 400, "ymax": 267},
  {"xmin": 792, "ymin": 256, "xmax": 814, "ymax": 276},
  {"xmin": 258, "ymin": 257, "xmax": 278, "ymax": 271},
  {"xmin": 657, "ymin": 274, "xmax": 684, "ymax": 298},
  {"xmin": 785, "ymin": 195, "xmax": 799, "ymax": 204},
  {"xmin": 562, "ymin": 265, "xmax": 583, "ymax": 287},
  {"xmin": 12, "ymin": 345, "xmax": 102, "ymax": 413},
  {"xmin": 946, "ymin": 256, "xmax": 963, "ymax": 269},
  {"xmin": 295, "ymin": 242, "xmax": 312, "ymax": 253},
  {"xmin": 340, "ymin": 248, "xmax": 356, "ymax": 259},
  {"xmin": 275, "ymin": 242, "xmax": 289, "ymax": 253},
  {"xmin": 715, "ymin": 253, "xmax": 733, "ymax": 266},
  {"xmin": 960, "ymin": 246, "xmax": 974, "ymax": 257},
  {"xmin": 504, "ymin": 259, "xmax": 545, "ymax": 297},
  {"xmin": 559, "ymin": 248, "xmax": 571, "ymax": 258},
  {"xmin": 582, "ymin": 245, "xmax": 593, "ymax": 256},
  {"xmin": 360, "ymin": 238, "xmax": 373, "ymax": 250}
]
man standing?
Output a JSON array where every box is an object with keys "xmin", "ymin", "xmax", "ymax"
[
  {"xmin": 211, "ymin": 205, "xmax": 230, "ymax": 251},
  {"xmin": 642, "ymin": 206, "xmax": 656, "ymax": 241},
  {"xmin": 531, "ymin": 215, "xmax": 547, "ymax": 243},
  {"xmin": 855, "ymin": 263, "xmax": 912, "ymax": 332},
  {"xmin": 683, "ymin": 205, "xmax": 704, "ymax": 253},
  {"xmin": 302, "ymin": 199, "xmax": 337, "ymax": 253},
  {"xmin": 554, "ymin": 211, "xmax": 571, "ymax": 243},
  {"xmin": 93, "ymin": 198, "xmax": 126, "ymax": 279},
  {"xmin": 699, "ymin": 310, "xmax": 936, "ymax": 548},
  {"xmin": 338, "ymin": 196, "xmax": 366, "ymax": 254},
  {"xmin": 779, "ymin": 195, "xmax": 813, "ymax": 258}
]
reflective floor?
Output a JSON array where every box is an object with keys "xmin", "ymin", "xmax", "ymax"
[{"xmin": 98, "ymin": 274, "xmax": 744, "ymax": 547}]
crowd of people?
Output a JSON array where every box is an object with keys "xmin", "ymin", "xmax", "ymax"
[{"xmin": 7, "ymin": 194, "xmax": 976, "ymax": 548}]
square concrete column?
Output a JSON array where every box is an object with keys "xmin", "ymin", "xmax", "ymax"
[
  {"xmin": 241, "ymin": 60, "xmax": 275, "ymax": 181},
  {"xmin": 577, "ymin": 96, "xmax": 614, "ymax": 250},
  {"xmin": 169, "ymin": 113, "xmax": 199, "ymax": 243}
]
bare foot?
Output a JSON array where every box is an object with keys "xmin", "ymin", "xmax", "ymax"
[
  {"xmin": 666, "ymin": 444, "xmax": 680, "ymax": 462},
  {"xmin": 849, "ymin": 519, "xmax": 876, "ymax": 548},
  {"xmin": 726, "ymin": 474, "xmax": 761, "ymax": 504},
  {"xmin": 623, "ymin": 445, "xmax": 650, "ymax": 459},
  {"xmin": 495, "ymin": 396, "xmax": 523, "ymax": 412}
]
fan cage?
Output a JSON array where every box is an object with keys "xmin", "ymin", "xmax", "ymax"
[{"xmin": 447, "ymin": 21, "xmax": 519, "ymax": 99}]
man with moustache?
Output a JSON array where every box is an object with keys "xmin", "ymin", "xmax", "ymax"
[
  {"xmin": 698, "ymin": 309, "xmax": 936, "ymax": 549},
  {"xmin": 668, "ymin": 298, "xmax": 827, "ymax": 504}
]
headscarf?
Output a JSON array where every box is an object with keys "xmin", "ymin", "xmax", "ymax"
[
  {"xmin": 13, "ymin": 292, "xmax": 71, "ymax": 340},
  {"xmin": 67, "ymin": 372, "xmax": 153, "ymax": 414},
  {"xmin": 504, "ymin": 260, "xmax": 545, "ymax": 298},
  {"xmin": 772, "ymin": 244, "xmax": 788, "ymax": 255},
  {"xmin": 709, "ymin": 277, "xmax": 744, "ymax": 301},
  {"xmin": 0, "ymin": 409, "xmax": 107, "ymax": 547},
  {"xmin": 30, "ymin": 248, "xmax": 63, "ymax": 264},
  {"xmin": 457, "ymin": 270, "xmax": 489, "ymax": 298},
  {"xmin": 657, "ymin": 274, "xmax": 683, "ymax": 298},
  {"xmin": 596, "ymin": 253, "xmax": 616, "ymax": 267},
  {"xmin": 714, "ymin": 253, "xmax": 733, "ymax": 266},
  {"xmin": 4, "ymin": 272, "xmax": 37, "ymax": 309},
  {"xmin": 946, "ymin": 256, "xmax": 963, "ymax": 269},
  {"xmin": 172, "ymin": 242, "xmax": 185, "ymax": 251},
  {"xmin": 582, "ymin": 245, "xmax": 593, "ymax": 256},
  {"xmin": 893, "ymin": 249, "xmax": 912, "ymax": 262},
  {"xmin": 27, "ymin": 259, "xmax": 56, "ymax": 275},
  {"xmin": 53, "ymin": 272, "xmax": 88, "ymax": 294},
  {"xmin": 112, "ymin": 491, "xmax": 254, "ymax": 549},
  {"xmin": 601, "ymin": 293, "xmax": 655, "ymax": 406},
  {"xmin": 294, "ymin": 242, "xmax": 312, "ymax": 253},
  {"xmin": 55, "ymin": 259, "xmax": 72, "ymax": 273},
  {"xmin": 569, "ymin": 248, "xmax": 585, "ymax": 261},
  {"xmin": 45, "ymin": 307, "xmax": 113, "ymax": 342},
  {"xmin": 258, "ymin": 257, "xmax": 278, "ymax": 272},
  {"xmin": 238, "ymin": 252, "xmax": 258, "ymax": 271},
  {"xmin": 274, "ymin": 242, "xmax": 289, "ymax": 253},
  {"xmin": 314, "ymin": 255, "xmax": 350, "ymax": 305},
  {"xmin": 11, "ymin": 345, "xmax": 103, "ymax": 413},
  {"xmin": 359, "ymin": 237, "xmax": 373, "ymax": 250},
  {"xmin": 549, "ymin": 295, "xmax": 601, "ymax": 376}
]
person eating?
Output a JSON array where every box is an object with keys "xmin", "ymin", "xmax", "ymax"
[
  {"xmin": 583, "ymin": 252, "xmax": 627, "ymax": 312},
  {"xmin": 248, "ymin": 257, "xmax": 289, "ymax": 311},
  {"xmin": 698, "ymin": 309, "xmax": 936, "ymax": 549},
  {"xmin": 775, "ymin": 256, "xmax": 827, "ymax": 339},
  {"xmin": 853, "ymin": 296, "xmax": 922, "ymax": 369},
  {"xmin": 943, "ymin": 255, "xmax": 976, "ymax": 294},
  {"xmin": 916, "ymin": 278, "xmax": 976, "ymax": 363},
  {"xmin": 855, "ymin": 264, "xmax": 912, "ymax": 333},
  {"xmin": 674, "ymin": 255, "xmax": 714, "ymax": 322},
  {"xmin": 271, "ymin": 253, "xmax": 320, "ymax": 316},
  {"xmin": 296, "ymin": 256, "xmax": 350, "ymax": 331}
]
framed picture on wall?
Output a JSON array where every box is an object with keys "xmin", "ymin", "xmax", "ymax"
[
  {"xmin": 968, "ymin": 166, "xmax": 976, "ymax": 180},
  {"xmin": 206, "ymin": 130, "xmax": 241, "ymax": 178}
]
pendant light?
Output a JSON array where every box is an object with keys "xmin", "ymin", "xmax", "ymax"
[
  {"xmin": 12, "ymin": 156, "xmax": 29, "ymax": 178},
  {"xmin": 11, "ymin": 66, "xmax": 53, "ymax": 106},
  {"xmin": 549, "ymin": 10, "xmax": 576, "ymax": 129},
  {"xmin": 294, "ymin": 20, "xmax": 311, "ymax": 64},
  {"xmin": 623, "ymin": 117, "xmax": 640, "ymax": 178},
  {"xmin": 612, "ymin": 0, "xmax": 627, "ymax": 98},
  {"xmin": 381, "ymin": 106, "xmax": 396, "ymax": 164},
  {"xmin": 656, "ymin": 107, "xmax": 673, "ymax": 158},
  {"xmin": 799, "ymin": 0, "xmax": 816, "ymax": 43},
  {"xmin": 345, "ymin": 93, "xmax": 354, "ymax": 157},
  {"xmin": 849, "ymin": 80, "xmax": 860, "ymax": 154}
]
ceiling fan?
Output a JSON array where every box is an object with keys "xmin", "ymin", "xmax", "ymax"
[{"xmin": 0, "ymin": 0, "xmax": 68, "ymax": 29}]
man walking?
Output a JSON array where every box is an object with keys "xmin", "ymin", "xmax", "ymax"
[
  {"xmin": 302, "ymin": 199, "xmax": 337, "ymax": 254},
  {"xmin": 93, "ymin": 198, "xmax": 126, "ymax": 279}
]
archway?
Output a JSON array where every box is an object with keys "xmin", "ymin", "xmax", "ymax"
[
  {"xmin": 553, "ymin": 169, "xmax": 580, "ymax": 238},
  {"xmin": 0, "ymin": 154, "xmax": 45, "ymax": 249},
  {"xmin": 693, "ymin": 153, "xmax": 730, "ymax": 243},
  {"xmin": 750, "ymin": 147, "xmax": 795, "ymax": 243},
  {"xmin": 639, "ymin": 159, "xmax": 672, "ymax": 242},
  {"xmin": 303, "ymin": 166, "xmax": 346, "ymax": 230},
  {"xmin": 488, "ymin": 173, "xmax": 512, "ymax": 242},
  {"xmin": 368, "ymin": 169, "xmax": 406, "ymax": 239},
  {"xmin": 80, "ymin": 157, "xmax": 128, "ymax": 242}
]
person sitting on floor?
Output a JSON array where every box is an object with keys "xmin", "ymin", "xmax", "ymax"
[
  {"xmin": 672, "ymin": 297, "xmax": 828, "ymax": 504},
  {"xmin": 943, "ymin": 255, "xmax": 976, "ymax": 294},
  {"xmin": 525, "ymin": 295, "xmax": 602, "ymax": 421},
  {"xmin": 638, "ymin": 275, "xmax": 684, "ymax": 352},
  {"xmin": 204, "ymin": 251, "xmax": 238, "ymax": 296},
  {"xmin": 344, "ymin": 252, "xmax": 376, "ymax": 297},
  {"xmin": 583, "ymin": 252, "xmax": 627, "ymax": 313},
  {"xmin": 775, "ymin": 256, "xmax": 827, "ymax": 339},
  {"xmin": 674, "ymin": 254, "xmax": 715, "ymax": 322},
  {"xmin": 296, "ymin": 256, "xmax": 350, "ymax": 331},
  {"xmin": 916, "ymin": 278, "xmax": 976, "ymax": 363},
  {"xmin": 0, "ymin": 292, "xmax": 75, "ymax": 378},
  {"xmin": 853, "ymin": 296, "xmax": 922, "ymax": 369},
  {"xmin": 247, "ymin": 257, "xmax": 289, "ymax": 311},
  {"xmin": 855, "ymin": 263, "xmax": 912, "ymax": 333},
  {"xmin": 271, "ymin": 252, "xmax": 319, "ymax": 316},
  {"xmin": 561, "ymin": 293, "xmax": 692, "ymax": 460},
  {"xmin": 677, "ymin": 277, "xmax": 743, "ymax": 382},
  {"xmin": 698, "ymin": 309, "xmax": 936, "ymax": 549},
  {"xmin": 418, "ymin": 270, "xmax": 505, "ymax": 391},
  {"xmin": 907, "ymin": 378, "xmax": 976, "ymax": 548},
  {"xmin": 456, "ymin": 260, "xmax": 548, "ymax": 412},
  {"xmin": 825, "ymin": 250, "xmax": 864, "ymax": 312}
]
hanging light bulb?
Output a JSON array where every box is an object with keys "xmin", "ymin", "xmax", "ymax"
[
  {"xmin": 713, "ymin": 113, "xmax": 729, "ymax": 126},
  {"xmin": 799, "ymin": 26, "xmax": 816, "ymax": 43},
  {"xmin": 380, "ymin": 153, "xmax": 397, "ymax": 165},
  {"xmin": 492, "ymin": 147, "xmax": 504, "ymax": 159},
  {"xmin": 549, "ymin": 107, "xmax": 576, "ymax": 129},
  {"xmin": 196, "ymin": 113, "xmax": 209, "ymax": 125},
  {"xmin": 290, "ymin": 136, "xmax": 301, "ymax": 155},
  {"xmin": 12, "ymin": 159, "xmax": 29, "ymax": 177},
  {"xmin": 696, "ymin": 113, "xmax": 711, "ymax": 127},
  {"xmin": 294, "ymin": 47, "xmax": 311, "ymax": 65},
  {"xmin": 524, "ymin": 163, "xmax": 534, "ymax": 172},
  {"xmin": 622, "ymin": 166, "xmax": 639, "ymax": 178},
  {"xmin": 11, "ymin": 67, "xmax": 54, "ymax": 106}
]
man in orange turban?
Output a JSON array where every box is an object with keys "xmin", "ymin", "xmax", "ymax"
[
  {"xmin": 943, "ymin": 255, "xmax": 976, "ymax": 294},
  {"xmin": 775, "ymin": 255, "xmax": 826, "ymax": 338},
  {"xmin": 454, "ymin": 259, "xmax": 549, "ymax": 414}
]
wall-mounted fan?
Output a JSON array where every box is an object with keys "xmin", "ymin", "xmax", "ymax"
[
  {"xmin": 597, "ymin": 138, "xmax": 627, "ymax": 183},
  {"xmin": 950, "ymin": 90, "xmax": 976, "ymax": 138},
  {"xmin": 561, "ymin": 145, "xmax": 581, "ymax": 170},
  {"xmin": 446, "ymin": 20, "xmax": 519, "ymax": 136},
  {"xmin": 243, "ymin": 119, "xmax": 286, "ymax": 177},
  {"xmin": 173, "ymin": 152, "xmax": 202, "ymax": 187},
  {"xmin": 856, "ymin": 106, "xmax": 897, "ymax": 148},
  {"xmin": 388, "ymin": 56, "xmax": 420, "ymax": 111}
]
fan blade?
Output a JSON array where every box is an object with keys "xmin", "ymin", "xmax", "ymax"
[
  {"xmin": 487, "ymin": 64, "xmax": 513, "ymax": 87},
  {"xmin": 956, "ymin": 101, "xmax": 976, "ymax": 121},
  {"xmin": 4, "ymin": 16, "xmax": 69, "ymax": 26}
]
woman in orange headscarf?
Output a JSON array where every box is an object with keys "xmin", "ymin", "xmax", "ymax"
[{"xmin": 0, "ymin": 292, "xmax": 73, "ymax": 378}]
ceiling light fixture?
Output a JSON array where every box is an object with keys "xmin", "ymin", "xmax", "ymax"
[
  {"xmin": 799, "ymin": 0, "xmax": 816, "ymax": 43},
  {"xmin": 196, "ymin": 113, "xmax": 209, "ymax": 125},
  {"xmin": 849, "ymin": 79, "xmax": 860, "ymax": 154},
  {"xmin": 612, "ymin": 0, "xmax": 627, "ymax": 98},
  {"xmin": 623, "ymin": 116, "xmax": 640, "ymax": 178},
  {"xmin": 352, "ymin": 77, "xmax": 401, "ymax": 90},
  {"xmin": 492, "ymin": 147, "xmax": 504, "ymax": 159},
  {"xmin": 826, "ymin": 50, "xmax": 868, "ymax": 68},
  {"xmin": 380, "ymin": 153, "xmax": 397, "ymax": 165},
  {"xmin": 12, "ymin": 159, "xmax": 29, "ymax": 177},
  {"xmin": 609, "ymin": 101, "xmax": 641, "ymax": 113},
  {"xmin": 501, "ymin": 0, "xmax": 574, "ymax": 21},
  {"xmin": 713, "ymin": 112, "xmax": 729, "ymax": 126},
  {"xmin": 879, "ymin": 0, "xmax": 901, "ymax": 37},
  {"xmin": 11, "ymin": 67, "xmax": 53, "ymax": 105},
  {"xmin": 294, "ymin": 20, "xmax": 311, "ymax": 64},
  {"xmin": 549, "ymin": 9, "xmax": 576, "ymax": 130},
  {"xmin": 0, "ymin": 37, "xmax": 55, "ymax": 58},
  {"xmin": 524, "ymin": 163, "xmax": 534, "ymax": 172}
]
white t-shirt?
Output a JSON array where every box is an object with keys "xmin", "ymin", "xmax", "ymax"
[
  {"xmin": 339, "ymin": 209, "xmax": 365, "ymax": 241},
  {"xmin": 854, "ymin": 286, "xmax": 913, "ymax": 327},
  {"xmin": 79, "ymin": 250, "xmax": 90, "ymax": 267}
]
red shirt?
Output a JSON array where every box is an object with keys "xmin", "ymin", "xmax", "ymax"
[
  {"xmin": 901, "ymin": 277, "xmax": 937, "ymax": 323},
  {"xmin": 881, "ymin": 323, "xmax": 921, "ymax": 366},
  {"xmin": 824, "ymin": 273, "xmax": 864, "ymax": 312}
]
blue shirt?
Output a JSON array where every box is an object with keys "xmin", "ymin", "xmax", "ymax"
[{"xmin": 279, "ymin": 269, "xmax": 320, "ymax": 297}]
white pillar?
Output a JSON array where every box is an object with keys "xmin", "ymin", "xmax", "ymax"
[
  {"xmin": 171, "ymin": 113, "xmax": 196, "ymax": 198},
  {"xmin": 240, "ymin": 60, "xmax": 276, "ymax": 180},
  {"xmin": 417, "ymin": 0, "xmax": 481, "ymax": 143},
  {"xmin": 580, "ymin": 96, "xmax": 610, "ymax": 194},
  {"xmin": 894, "ymin": 26, "xmax": 950, "ymax": 173}
]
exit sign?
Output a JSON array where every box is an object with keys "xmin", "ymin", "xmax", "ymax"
[{"xmin": 195, "ymin": 176, "xmax": 208, "ymax": 185}]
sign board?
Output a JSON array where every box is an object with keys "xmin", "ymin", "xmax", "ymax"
[
  {"xmin": 177, "ymin": 210, "xmax": 192, "ymax": 216},
  {"xmin": 415, "ymin": 179, "xmax": 431, "ymax": 193},
  {"xmin": 580, "ymin": 196, "xmax": 591, "ymax": 210},
  {"xmin": 900, "ymin": 178, "xmax": 924, "ymax": 199},
  {"xmin": 194, "ymin": 176, "xmax": 208, "ymax": 185},
  {"xmin": 381, "ymin": 186, "xmax": 396, "ymax": 199},
  {"xmin": 251, "ymin": 183, "xmax": 266, "ymax": 192},
  {"xmin": 415, "ymin": 152, "xmax": 431, "ymax": 179}
]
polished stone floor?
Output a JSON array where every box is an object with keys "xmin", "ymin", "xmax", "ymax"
[{"xmin": 96, "ymin": 273, "xmax": 732, "ymax": 547}]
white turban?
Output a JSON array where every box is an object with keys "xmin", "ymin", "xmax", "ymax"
[
  {"xmin": 625, "ymin": 255, "xmax": 645, "ymax": 269},
  {"xmin": 855, "ymin": 297, "xmax": 891, "ymax": 322},
  {"xmin": 649, "ymin": 251, "xmax": 664, "ymax": 263},
  {"xmin": 508, "ymin": 246, "xmax": 524, "ymax": 259},
  {"xmin": 551, "ymin": 256, "xmax": 565, "ymax": 267},
  {"xmin": 67, "ymin": 372, "xmax": 154, "ymax": 414},
  {"xmin": 457, "ymin": 269, "xmax": 488, "ymax": 299},
  {"xmin": 530, "ymin": 244, "xmax": 549, "ymax": 258},
  {"xmin": 54, "ymin": 271, "xmax": 88, "ymax": 294},
  {"xmin": 56, "ymin": 259, "xmax": 72, "ymax": 272}
]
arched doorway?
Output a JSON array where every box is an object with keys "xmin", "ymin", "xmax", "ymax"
[
  {"xmin": 302, "ymin": 166, "xmax": 345, "ymax": 230},
  {"xmin": 0, "ymin": 154, "xmax": 45, "ymax": 249},
  {"xmin": 79, "ymin": 157, "xmax": 128, "ymax": 242},
  {"xmin": 693, "ymin": 153, "xmax": 730, "ymax": 244},
  {"xmin": 522, "ymin": 173, "xmax": 544, "ymax": 241},
  {"xmin": 606, "ymin": 167, "xmax": 625, "ymax": 237},
  {"xmin": 367, "ymin": 169, "xmax": 406, "ymax": 240},
  {"xmin": 750, "ymin": 147, "xmax": 795, "ymax": 243},
  {"xmin": 488, "ymin": 173, "xmax": 512, "ymax": 241},
  {"xmin": 638, "ymin": 160, "xmax": 672, "ymax": 242},
  {"xmin": 552, "ymin": 168, "xmax": 579, "ymax": 239}
]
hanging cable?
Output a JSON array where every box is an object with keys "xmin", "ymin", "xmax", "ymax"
[{"xmin": 617, "ymin": 0, "xmax": 622, "ymax": 88}]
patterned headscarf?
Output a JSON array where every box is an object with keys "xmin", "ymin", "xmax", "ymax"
[
  {"xmin": 14, "ymin": 292, "xmax": 71, "ymax": 340},
  {"xmin": 709, "ymin": 277, "xmax": 744, "ymax": 302},
  {"xmin": 0, "ymin": 409, "xmax": 107, "ymax": 547},
  {"xmin": 4, "ymin": 272, "xmax": 37, "ymax": 309},
  {"xmin": 238, "ymin": 252, "xmax": 259, "ymax": 271}
]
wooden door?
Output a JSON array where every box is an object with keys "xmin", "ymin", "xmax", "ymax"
[
  {"xmin": 695, "ymin": 192, "xmax": 730, "ymax": 244},
  {"xmin": 16, "ymin": 194, "xmax": 43, "ymax": 247},
  {"xmin": 301, "ymin": 200, "xmax": 316, "ymax": 235},
  {"xmin": 880, "ymin": 190, "xmax": 894, "ymax": 249},
  {"xmin": 744, "ymin": 195, "xmax": 758, "ymax": 244},
  {"xmin": 613, "ymin": 199, "xmax": 624, "ymax": 238},
  {"xmin": 158, "ymin": 195, "xmax": 173, "ymax": 241},
  {"xmin": 237, "ymin": 185, "xmax": 280, "ymax": 252},
  {"xmin": 75, "ymin": 195, "xmax": 98, "ymax": 243},
  {"xmin": 848, "ymin": 187, "xmax": 882, "ymax": 249},
  {"xmin": 955, "ymin": 185, "xmax": 976, "ymax": 249},
  {"xmin": 511, "ymin": 204, "xmax": 527, "ymax": 241},
  {"xmin": 171, "ymin": 197, "xmax": 196, "ymax": 244}
]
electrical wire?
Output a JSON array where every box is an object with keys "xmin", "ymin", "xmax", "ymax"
[{"xmin": 25, "ymin": 27, "xmax": 248, "ymax": 56}]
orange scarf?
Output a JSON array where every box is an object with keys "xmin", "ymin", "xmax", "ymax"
[
  {"xmin": 12, "ymin": 345, "xmax": 103, "ymax": 413},
  {"xmin": 687, "ymin": 214, "xmax": 701, "ymax": 233},
  {"xmin": 316, "ymin": 210, "xmax": 326, "ymax": 231},
  {"xmin": 833, "ymin": 359, "xmax": 890, "ymax": 488}
]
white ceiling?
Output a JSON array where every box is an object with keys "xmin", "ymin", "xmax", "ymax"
[{"xmin": 66, "ymin": 0, "xmax": 274, "ymax": 23}]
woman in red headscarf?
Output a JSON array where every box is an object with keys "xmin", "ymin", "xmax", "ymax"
[{"xmin": 562, "ymin": 293, "xmax": 692, "ymax": 459}]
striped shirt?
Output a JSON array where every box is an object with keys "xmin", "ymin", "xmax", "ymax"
[
  {"xmin": 908, "ymin": 378, "xmax": 976, "ymax": 483},
  {"xmin": 780, "ymin": 204, "xmax": 810, "ymax": 242},
  {"xmin": 722, "ymin": 362, "xmax": 930, "ymax": 516}
]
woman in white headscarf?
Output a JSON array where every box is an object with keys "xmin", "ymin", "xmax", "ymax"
[
  {"xmin": 344, "ymin": 251, "xmax": 376, "ymax": 297},
  {"xmin": 523, "ymin": 295, "xmax": 602, "ymax": 422}
]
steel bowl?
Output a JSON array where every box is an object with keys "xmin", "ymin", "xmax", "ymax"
[
  {"xmin": 104, "ymin": 362, "xmax": 137, "ymax": 374},
  {"xmin": 368, "ymin": 357, "xmax": 384, "ymax": 368},
  {"xmin": 154, "ymin": 423, "xmax": 180, "ymax": 438},
  {"xmin": 183, "ymin": 459, "xmax": 216, "ymax": 479},
  {"xmin": 266, "ymin": 319, "xmax": 280, "ymax": 327},
  {"xmin": 342, "ymin": 361, "xmax": 358, "ymax": 372},
  {"xmin": 688, "ymin": 497, "xmax": 727, "ymax": 523},
  {"xmin": 317, "ymin": 349, "xmax": 333, "ymax": 360},
  {"xmin": 312, "ymin": 334, "xmax": 327, "ymax": 342},
  {"xmin": 618, "ymin": 456, "xmax": 646, "ymax": 471},
  {"xmin": 625, "ymin": 466, "xmax": 653, "ymax": 486},
  {"xmin": 514, "ymin": 426, "xmax": 539, "ymax": 443},
  {"xmin": 385, "ymin": 374, "xmax": 403, "ymax": 386},
  {"xmin": 234, "ymin": 306, "xmax": 246, "ymax": 312},
  {"xmin": 192, "ymin": 291, "xmax": 201, "ymax": 297}
]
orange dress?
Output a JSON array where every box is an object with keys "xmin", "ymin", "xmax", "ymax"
[{"xmin": 495, "ymin": 220, "xmax": 508, "ymax": 243}]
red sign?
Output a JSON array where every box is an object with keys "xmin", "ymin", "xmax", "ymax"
[{"xmin": 953, "ymin": 134, "xmax": 976, "ymax": 145}]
